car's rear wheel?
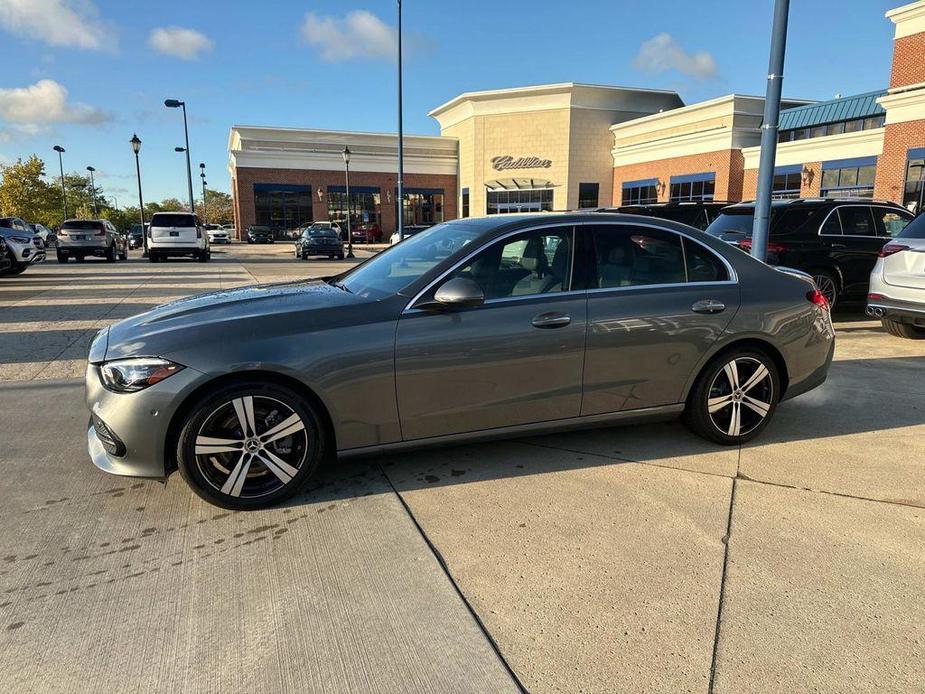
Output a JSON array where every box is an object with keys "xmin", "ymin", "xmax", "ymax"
[
  {"xmin": 149, "ymin": 252, "xmax": 159, "ymax": 263},
  {"xmin": 810, "ymin": 270, "xmax": 838, "ymax": 309},
  {"xmin": 57, "ymin": 252, "xmax": 68, "ymax": 263},
  {"xmin": 882, "ymin": 318, "xmax": 925, "ymax": 339},
  {"xmin": 684, "ymin": 349, "xmax": 779, "ymax": 445},
  {"xmin": 177, "ymin": 382, "xmax": 326, "ymax": 510},
  {"xmin": 105, "ymin": 244, "xmax": 116, "ymax": 262}
]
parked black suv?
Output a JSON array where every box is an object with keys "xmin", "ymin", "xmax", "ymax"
[
  {"xmin": 706, "ymin": 198, "xmax": 915, "ymax": 307},
  {"xmin": 592, "ymin": 201, "xmax": 732, "ymax": 231}
]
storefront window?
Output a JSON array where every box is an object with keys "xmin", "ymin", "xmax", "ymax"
[
  {"xmin": 621, "ymin": 179, "xmax": 658, "ymax": 205},
  {"xmin": 772, "ymin": 167, "xmax": 802, "ymax": 199},
  {"xmin": 328, "ymin": 186, "xmax": 381, "ymax": 229},
  {"xmin": 401, "ymin": 189, "xmax": 444, "ymax": 226},
  {"xmin": 903, "ymin": 148, "xmax": 925, "ymax": 213},
  {"xmin": 778, "ymin": 115, "xmax": 884, "ymax": 143},
  {"xmin": 670, "ymin": 173, "xmax": 715, "ymax": 202},
  {"xmin": 461, "ymin": 188, "xmax": 470, "ymax": 218},
  {"xmin": 820, "ymin": 158, "xmax": 876, "ymax": 198},
  {"xmin": 253, "ymin": 183, "xmax": 312, "ymax": 233},
  {"xmin": 578, "ymin": 182, "xmax": 600, "ymax": 208},
  {"xmin": 486, "ymin": 188, "xmax": 553, "ymax": 214}
]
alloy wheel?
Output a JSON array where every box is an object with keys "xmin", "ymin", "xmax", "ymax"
[
  {"xmin": 812, "ymin": 273, "xmax": 837, "ymax": 308},
  {"xmin": 707, "ymin": 356, "xmax": 774, "ymax": 438},
  {"xmin": 193, "ymin": 395, "xmax": 308, "ymax": 499}
]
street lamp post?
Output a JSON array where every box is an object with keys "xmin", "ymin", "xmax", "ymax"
[
  {"xmin": 164, "ymin": 99, "xmax": 195, "ymax": 213},
  {"xmin": 130, "ymin": 134, "xmax": 146, "ymax": 254},
  {"xmin": 86, "ymin": 166, "xmax": 99, "ymax": 217},
  {"xmin": 53, "ymin": 145, "xmax": 67, "ymax": 222},
  {"xmin": 396, "ymin": 0, "xmax": 405, "ymax": 242},
  {"xmin": 342, "ymin": 146, "xmax": 354, "ymax": 259},
  {"xmin": 199, "ymin": 163, "xmax": 207, "ymax": 221}
]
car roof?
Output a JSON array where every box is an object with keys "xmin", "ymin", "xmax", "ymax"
[{"xmin": 723, "ymin": 198, "xmax": 907, "ymax": 211}]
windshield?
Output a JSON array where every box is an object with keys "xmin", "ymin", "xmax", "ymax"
[
  {"xmin": 898, "ymin": 213, "xmax": 925, "ymax": 239},
  {"xmin": 339, "ymin": 221, "xmax": 483, "ymax": 299}
]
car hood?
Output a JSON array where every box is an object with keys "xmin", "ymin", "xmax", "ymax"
[{"xmin": 103, "ymin": 279, "xmax": 373, "ymax": 362}]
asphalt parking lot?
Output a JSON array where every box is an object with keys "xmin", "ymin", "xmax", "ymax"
[{"xmin": 1, "ymin": 244, "xmax": 923, "ymax": 693}]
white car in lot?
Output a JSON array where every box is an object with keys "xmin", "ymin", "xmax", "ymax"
[
  {"xmin": 148, "ymin": 212, "xmax": 210, "ymax": 263},
  {"xmin": 205, "ymin": 224, "xmax": 230, "ymax": 244},
  {"xmin": 0, "ymin": 216, "xmax": 46, "ymax": 275},
  {"xmin": 867, "ymin": 212, "xmax": 925, "ymax": 339}
]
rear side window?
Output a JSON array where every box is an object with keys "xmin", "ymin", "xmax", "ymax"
[
  {"xmin": 592, "ymin": 226, "xmax": 685, "ymax": 288},
  {"xmin": 62, "ymin": 220, "xmax": 104, "ymax": 231},
  {"xmin": 838, "ymin": 207, "xmax": 875, "ymax": 236},
  {"xmin": 684, "ymin": 239, "xmax": 729, "ymax": 282},
  {"xmin": 872, "ymin": 207, "xmax": 912, "ymax": 238},
  {"xmin": 819, "ymin": 211, "xmax": 842, "ymax": 235},
  {"xmin": 152, "ymin": 213, "xmax": 197, "ymax": 227},
  {"xmin": 897, "ymin": 214, "xmax": 925, "ymax": 240}
]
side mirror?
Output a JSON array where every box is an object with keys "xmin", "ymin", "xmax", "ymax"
[{"xmin": 422, "ymin": 277, "xmax": 485, "ymax": 310}]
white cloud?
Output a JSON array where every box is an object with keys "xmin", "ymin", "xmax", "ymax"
[
  {"xmin": 632, "ymin": 33, "xmax": 718, "ymax": 80},
  {"xmin": 300, "ymin": 10, "xmax": 397, "ymax": 62},
  {"xmin": 0, "ymin": 80, "xmax": 110, "ymax": 133},
  {"xmin": 148, "ymin": 26, "xmax": 213, "ymax": 60},
  {"xmin": 0, "ymin": 0, "xmax": 114, "ymax": 51}
]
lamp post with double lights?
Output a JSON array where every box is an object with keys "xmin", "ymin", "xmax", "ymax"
[
  {"xmin": 199, "ymin": 163, "xmax": 207, "ymax": 221},
  {"xmin": 342, "ymin": 146, "xmax": 354, "ymax": 259},
  {"xmin": 164, "ymin": 99, "xmax": 195, "ymax": 213},
  {"xmin": 86, "ymin": 166, "xmax": 99, "ymax": 217},
  {"xmin": 130, "ymin": 134, "xmax": 147, "ymax": 254},
  {"xmin": 53, "ymin": 145, "xmax": 67, "ymax": 222}
]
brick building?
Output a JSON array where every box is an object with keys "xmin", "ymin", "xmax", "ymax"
[{"xmin": 229, "ymin": 1, "xmax": 925, "ymax": 233}]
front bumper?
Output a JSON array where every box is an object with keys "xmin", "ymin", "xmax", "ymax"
[{"xmin": 85, "ymin": 362, "xmax": 204, "ymax": 479}]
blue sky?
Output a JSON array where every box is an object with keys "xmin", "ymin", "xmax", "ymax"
[{"xmin": 0, "ymin": 0, "xmax": 904, "ymax": 204}]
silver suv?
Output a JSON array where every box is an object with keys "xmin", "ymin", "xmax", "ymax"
[
  {"xmin": 57, "ymin": 219, "xmax": 128, "ymax": 263},
  {"xmin": 867, "ymin": 212, "xmax": 925, "ymax": 339},
  {"xmin": 148, "ymin": 212, "xmax": 210, "ymax": 263},
  {"xmin": 0, "ymin": 216, "xmax": 46, "ymax": 274}
]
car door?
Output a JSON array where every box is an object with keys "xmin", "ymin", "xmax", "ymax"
[
  {"xmin": 394, "ymin": 225, "xmax": 587, "ymax": 441},
  {"xmin": 830, "ymin": 205, "xmax": 885, "ymax": 296},
  {"xmin": 581, "ymin": 223, "xmax": 740, "ymax": 415}
]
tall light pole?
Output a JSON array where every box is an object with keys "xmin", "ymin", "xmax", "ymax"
[
  {"xmin": 165, "ymin": 98, "xmax": 195, "ymax": 213},
  {"xmin": 199, "ymin": 162, "xmax": 207, "ymax": 221},
  {"xmin": 53, "ymin": 145, "xmax": 67, "ymax": 222},
  {"xmin": 343, "ymin": 146, "xmax": 354, "ymax": 259},
  {"xmin": 751, "ymin": 0, "xmax": 791, "ymax": 262},
  {"xmin": 396, "ymin": 0, "xmax": 405, "ymax": 242},
  {"xmin": 86, "ymin": 166, "xmax": 99, "ymax": 217},
  {"xmin": 130, "ymin": 134, "xmax": 146, "ymax": 254}
]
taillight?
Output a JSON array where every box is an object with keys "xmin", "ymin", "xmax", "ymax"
[
  {"xmin": 737, "ymin": 239, "xmax": 786, "ymax": 254},
  {"xmin": 807, "ymin": 288, "xmax": 830, "ymax": 310},
  {"xmin": 868, "ymin": 293, "xmax": 884, "ymax": 301},
  {"xmin": 879, "ymin": 244, "xmax": 909, "ymax": 258},
  {"xmin": 196, "ymin": 227, "xmax": 202, "ymax": 238}
]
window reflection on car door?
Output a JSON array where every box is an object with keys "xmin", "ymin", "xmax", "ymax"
[{"xmin": 394, "ymin": 226, "xmax": 587, "ymax": 440}]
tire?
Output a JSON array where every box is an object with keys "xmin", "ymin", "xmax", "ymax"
[
  {"xmin": 882, "ymin": 318, "xmax": 925, "ymax": 339},
  {"xmin": 75, "ymin": 255, "xmax": 85, "ymax": 263},
  {"xmin": 198, "ymin": 250, "xmax": 210, "ymax": 263},
  {"xmin": 684, "ymin": 348, "xmax": 780, "ymax": 445},
  {"xmin": 149, "ymin": 252, "xmax": 159, "ymax": 263},
  {"xmin": 810, "ymin": 269, "xmax": 838, "ymax": 309},
  {"xmin": 6, "ymin": 262, "xmax": 27, "ymax": 275},
  {"xmin": 105, "ymin": 244, "xmax": 116, "ymax": 262},
  {"xmin": 119, "ymin": 246, "xmax": 128, "ymax": 261},
  {"xmin": 176, "ymin": 381, "xmax": 326, "ymax": 510},
  {"xmin": 338, "ymin": 253, "xmax": 345, "ymax": 260},
  {"xmin": 57, "ymin": 253, "xmax": 68, "ymax": 264}
]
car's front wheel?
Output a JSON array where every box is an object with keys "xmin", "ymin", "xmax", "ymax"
[
  {"xmin": 176, "ymin": 382, "xmax": 326, "ymax": 510},
  {"xmin": 684, "ymin": 349, "xmax": 780, "ymax": 445}
]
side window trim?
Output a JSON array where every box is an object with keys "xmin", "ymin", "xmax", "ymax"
[{"xmin": 818, "ymin": 207, "xmax": 843, "ymax": 236}]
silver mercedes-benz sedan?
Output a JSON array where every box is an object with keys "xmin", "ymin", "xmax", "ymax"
[{"xmin": 85, "ymin": 213, "xmax": 835, "ymax": 510}]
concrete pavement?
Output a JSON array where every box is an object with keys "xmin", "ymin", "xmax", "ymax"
[{"xmin": 1, "ymin": 243, "xmax": 923, "ymax": 693}]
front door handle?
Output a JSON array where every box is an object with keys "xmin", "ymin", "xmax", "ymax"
[
  {"xmin": 691, "ymin": 299, "xmax": 726, "ymax": 315},
  {"xmin": 830, "ymin": 243, "xmax": 846, "ymax": 249},
  {"xmin": 532, "ymin": 312, "xmax": 571, "ymax": 329}
]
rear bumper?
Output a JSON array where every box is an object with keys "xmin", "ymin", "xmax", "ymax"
[
  {"xmin": 867, "ymin": 298, "xmax": 925, "ymax": 326},
  {"xmin": 58, "ymin": 244, "xmax": 108, "ymax": 255}
]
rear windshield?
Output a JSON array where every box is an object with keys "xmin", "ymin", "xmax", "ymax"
[
  {"xmin": 62, "ymin": 220, "xmax": 104, "ymax": 231},
  {"xmin": 897, "ymin": 214, "xmax": 925, "ymax": 239},
  {"xmin": 308, "ymin": 229, "xmax": 337, "ymax": 237},
  {"xmin": 152, "ymin": 213, "xmax": 196, "ymax": 227},
  {"xmin": 706, "ymin": 206, "xmax": 821, "ymax": 239},
  {"xmin": 705, "ymin": 209, "xmax": 756, "ymax": 239}
]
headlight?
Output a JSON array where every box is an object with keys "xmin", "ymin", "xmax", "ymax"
[
  {"xmin": 10, "ymin": 235, "xmax": 31, "ymax": 244},
  {"xmin": 100, "ymin": 358, "xmax": 184, "ymax": 393}
]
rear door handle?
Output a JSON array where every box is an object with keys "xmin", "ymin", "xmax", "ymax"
[
  {"xmin": 532, "ymin": 312, "xmax": 571, "ymax": 329},
  {"xmin": 691, "ymin": 299, "xmax": 726, "ymax": 315}
]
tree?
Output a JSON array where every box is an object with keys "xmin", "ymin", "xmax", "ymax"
[
  {"xmin": 0, "ymin": 155, "xmax": 62, "ymax": 227},
  {"xmin": 199, "ymin": 190, "xmax": 233, "ymax": 224}
]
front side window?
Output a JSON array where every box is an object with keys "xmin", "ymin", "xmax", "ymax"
[
  {"xmin": 592, "ymin": 226, "xmax": 685, "ymax": 288},
  {"xmin": 837, "ymin": 207, "xmax": 875, "ymax": 236},
  {"xmin": 448, "ymin": 228, "xmax": 573, "ymax": 300}
]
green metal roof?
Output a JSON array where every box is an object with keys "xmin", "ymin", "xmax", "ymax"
[{"xmin": 778, "ymin": 90, "xmax": 886, "ymax": 131}]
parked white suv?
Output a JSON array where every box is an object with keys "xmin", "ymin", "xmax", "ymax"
[
  {"xmin": 867, "ymin": 212, "xmax": 925, "ymax": 339},
  {"xmin": 148, "ymin": 212, "xmax": 210, "ymax": 263},
  {"xmin": 0, "ymin": 216, "xmax": 46, "ymax": 275}
]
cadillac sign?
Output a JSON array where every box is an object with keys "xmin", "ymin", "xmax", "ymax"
[{"xmin": 491, "ymin": 155, "xmax": 552, "ymax": 171}]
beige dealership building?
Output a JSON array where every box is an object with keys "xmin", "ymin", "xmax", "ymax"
[{"xmin": 229, "ymin": 1, "xmax": 925, "ymax": 236}]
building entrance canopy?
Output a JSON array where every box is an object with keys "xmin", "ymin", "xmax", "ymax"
[{"xmin": 484, "ymin": 178, "xmax": 557, "ymax": 192}]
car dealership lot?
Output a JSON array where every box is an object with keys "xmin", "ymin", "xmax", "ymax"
[{"xmin": 1, "ymin": 244, "xmax": 923, "ymax": 693}]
